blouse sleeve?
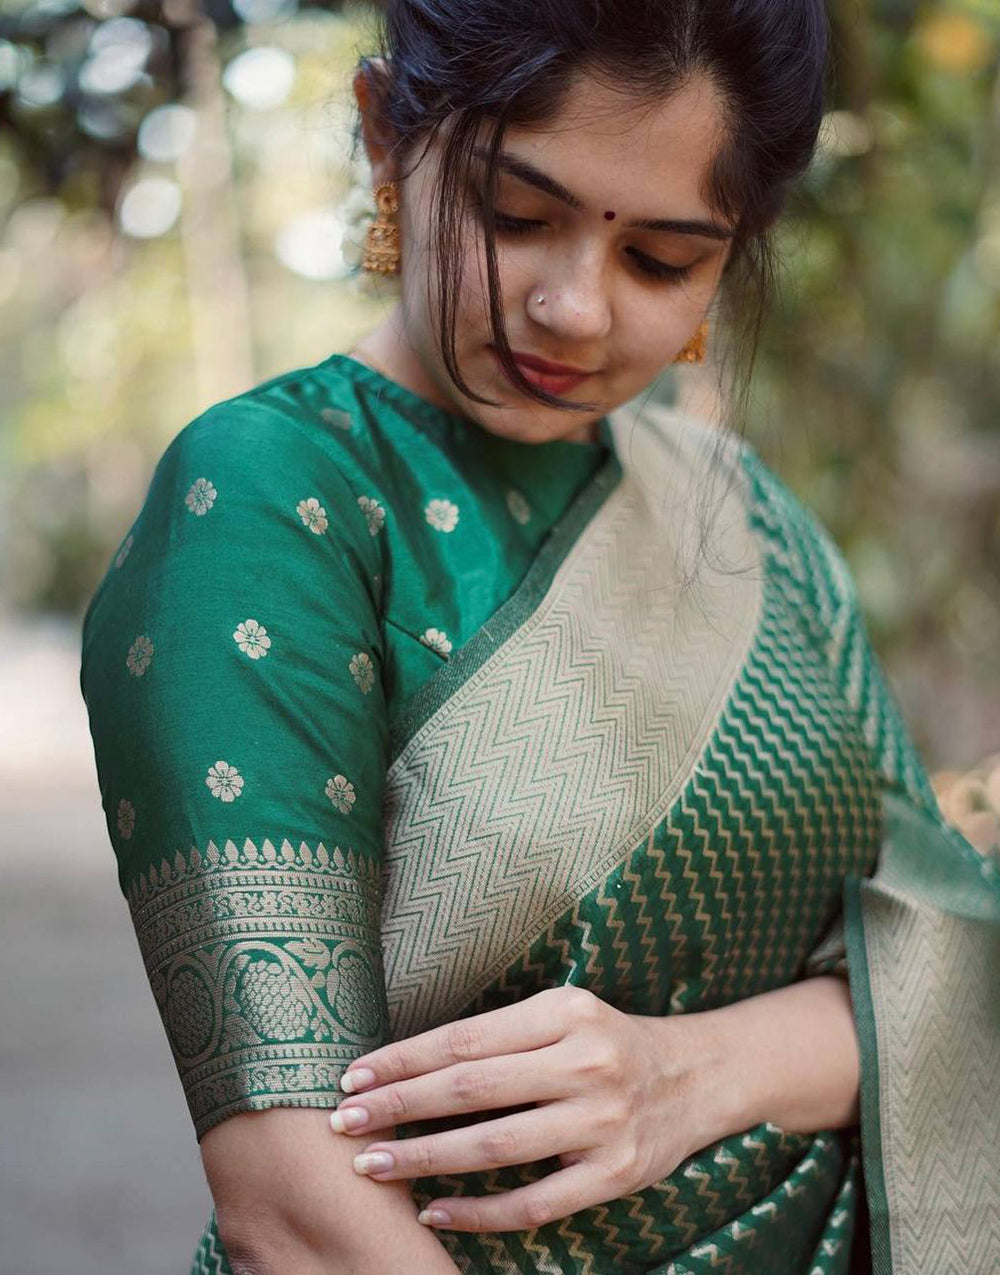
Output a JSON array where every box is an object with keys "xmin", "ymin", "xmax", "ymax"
[{"xmin": 79, "ymin": 397, "xmax": 391, "ymax": 1142}]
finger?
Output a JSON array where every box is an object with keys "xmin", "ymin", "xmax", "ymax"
[
  {"xmin": 341, "ymin": 985, "xmax": 586, "ymax": 1091},
  {"xmin": 335, "ymin": 1041, "xmax": 578, "ymax": 1132},
  {"xmin": 418, "ymin": 1160, "xmax": 608, "ymax": 1233},
  {"xmin": 354, "ymin": 1102, "xmax": 588, "ymax": 1180}
]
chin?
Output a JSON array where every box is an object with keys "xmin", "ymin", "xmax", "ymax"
[
  {"xmin": 438, "ymin": 355, "xmax": 598, "ymax": 445},
  {"xmin": 477, "ymin": 406, "xmax": 597, "ymax": 446}
]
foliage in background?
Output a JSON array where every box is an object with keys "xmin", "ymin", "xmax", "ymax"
[
  {"xmin": 0, "ymin": 0, "xmax": 998, "ymax": 767},
  {"xmin": 750, "ymin": 2, "xmax": 1000, "ymax": 766},
  {"xmin": 933, "ymin": 753, "xmax": 1000, "ymax": 859}
]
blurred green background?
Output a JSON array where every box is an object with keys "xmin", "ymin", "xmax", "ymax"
[{"xmin": 1, "ymin": 0, "xmax": 998, "ymax": 779}]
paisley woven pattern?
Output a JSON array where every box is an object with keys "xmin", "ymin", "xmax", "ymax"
[{"xmin": 128, "ymin": 837, "xmax": 387, "ymax": 1139}]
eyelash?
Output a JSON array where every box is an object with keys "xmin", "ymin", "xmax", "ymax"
[{"xmin": 491, "ymin": 210, "xmax": 696, "ymax": 284}]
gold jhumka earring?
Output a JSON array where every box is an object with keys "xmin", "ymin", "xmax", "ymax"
[
  {"xmin": 362, "ymin": 181, "xmax": 401, "ymax": 275},
  {"xmin": 673, "ymin": 318, "xmax": 709, "ymax": 364}
]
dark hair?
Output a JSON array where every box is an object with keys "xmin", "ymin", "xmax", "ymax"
[{"xmin": 357, "ymin": 0, "xmax": 830, "ymax": 430}]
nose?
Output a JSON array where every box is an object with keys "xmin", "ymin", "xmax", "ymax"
[{"xmin": 529, "ymin": 243, "xmax": 612, "ymax": 344}]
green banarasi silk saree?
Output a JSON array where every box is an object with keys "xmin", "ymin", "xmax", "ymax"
[{"xmin": 79, "ymin": 354, "xmax": 1000, "ymax": 1274}]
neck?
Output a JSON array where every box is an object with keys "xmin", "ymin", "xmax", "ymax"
[
  {"xmin": 350, "ymin": 308, "xmax": 449, "ymax": 411},
  {"xmin": 348, "ymin": 309, "xmax": 602, "ymax": 447}
]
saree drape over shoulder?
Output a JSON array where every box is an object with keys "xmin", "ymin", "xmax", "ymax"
[{"xmin": 79, "ymin": 354, "xmax": 1000, "ymax": 1274}]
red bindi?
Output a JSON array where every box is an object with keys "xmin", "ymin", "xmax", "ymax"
[{"xmin": 604, "ymin": 210, "xmax": 616, "ymax": 221}]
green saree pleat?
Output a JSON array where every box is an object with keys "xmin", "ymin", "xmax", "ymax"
[{"xmin": 77, "ymin": 354, "xmax": 1000, "ymax": 1275}]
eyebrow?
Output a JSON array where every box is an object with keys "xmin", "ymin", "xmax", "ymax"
[{"xmin": 473, "ymin": 147, "xmax": 735, "ymax": 242}]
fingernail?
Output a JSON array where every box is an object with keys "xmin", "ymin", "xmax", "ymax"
[
  {"xmin": 418, "ymin": 1208, "xmax": 452, "ymax": 1227},
  {"xmin": 354, "ymin": 1151, "xmax": 394, "ymax": 1174},
  {"xmin": 330, "ymin": 1106, "xmax": 369, "ymax": 1132},
  {"xmin": 341, "ymin": 1067, "xmax": 376, "ymax": 1093}
]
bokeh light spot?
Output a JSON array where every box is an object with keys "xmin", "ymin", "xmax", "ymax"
[{"xmin": 118, "ymin": 176, "xmax": 182, "ymax": 238}]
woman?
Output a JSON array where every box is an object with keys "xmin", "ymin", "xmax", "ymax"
[{"xmin": 78, "ymin": 1, "xmax": 1000, "ymax": 1272}]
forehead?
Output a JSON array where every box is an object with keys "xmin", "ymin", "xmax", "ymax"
[{"xmin": 503, "ymin": 71, "xmax": 730, "ymax": 221}]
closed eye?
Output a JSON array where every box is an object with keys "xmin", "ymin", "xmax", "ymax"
[
  {"xmin": 491, "ymin": 207, "xmax": 698, "ymax": 283},
  {"xmin": 494, "ymin": 211, "xmax": 545, "ymax": 235},
  {"xmin": 626, "ymin": 248, "xmax": 696, "ymax": 283}
]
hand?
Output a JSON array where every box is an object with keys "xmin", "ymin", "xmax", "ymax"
[{"xmin": 326, "ymin": 985, "xmax": 731, "ymax": 1233}]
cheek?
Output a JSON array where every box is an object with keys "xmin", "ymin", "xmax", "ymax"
[
  {"xmin": 616, "ymin": 301, "xmax": 689, "ymax": 371},
  {"xmin": 399, "ymin": 221, "xmax": 495, "ymax": 357},
  {"xmin": 450, "ymin": 228, "xmax": 520, "ymax": 334},
  {"xmin": 627, "ymin": 267, "xmax": 718, "ymax": 352}
]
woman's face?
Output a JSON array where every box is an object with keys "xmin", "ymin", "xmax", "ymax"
[{"xmin": 370, "ymin": 70, "xmax": 736, "ymax": 445}]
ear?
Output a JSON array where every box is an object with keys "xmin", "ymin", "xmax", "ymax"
[{"xmin": 353, "ymin": 59, "xmax": 398, "ymax": 186}]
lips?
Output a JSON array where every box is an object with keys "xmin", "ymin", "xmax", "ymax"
[{"xmin": 491, "ymin": 347, "xmax": 596, "ymax": 396}]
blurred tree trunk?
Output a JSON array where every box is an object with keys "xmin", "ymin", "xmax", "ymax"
[{"xmin": 173, "ymin": 0, "xmax": 256, "ymax": 406}]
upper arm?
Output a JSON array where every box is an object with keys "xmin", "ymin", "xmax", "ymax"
[
  {"xmin": 739, "ymin": 443, "xmax": 942, "ymax": 815},
  {"xmin": 80, "ymin": 399, "xmax": 415, "ymax": 1245}
]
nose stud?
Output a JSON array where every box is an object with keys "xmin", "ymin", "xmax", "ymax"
[{"xmin": 534, "ymin": 293, "xmax": 546, "ymax": 306}]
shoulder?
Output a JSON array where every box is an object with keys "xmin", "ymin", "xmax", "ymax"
[
  {"xmin": 736, "ymin": 438, "xmax": 861, "ymax": 640},
  {"xmin": 612, "ymin": 397, "xmax": 860, "ymax": 636},
  {"xmin": 155, "ymin": 355, "xmax": 381, "ymax": 495},
  {"xmin": 609, "ymin": 397, "xmax": 748, "ymax": 486},
  {"xmin": 130, "ymin": 355, "xmax": 400, "ymax": 564},
  {"xmin": 81, "ymin": 359, "xmax": 389, "ymax": 648}
]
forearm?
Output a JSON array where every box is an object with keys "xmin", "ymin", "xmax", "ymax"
[
  {"xmin": 679, "ymin": 974, "xmax": 861, "ymax": 1147},
  {"xmin": 223, "ymin": 1198, "xmax": 463, "ymax": 1275},
  {"xmin": 203, "ymin": 1109, "xmax": 461, "ymax": 1275},
  {"xmin": 221, "ymin": 1175, "xmax": 463, "ymax": 1275}
]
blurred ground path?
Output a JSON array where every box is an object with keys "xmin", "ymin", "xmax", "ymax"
[{"xmin": 0, "ymin": 612, "xmax": 212, "ymax": 1275}]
